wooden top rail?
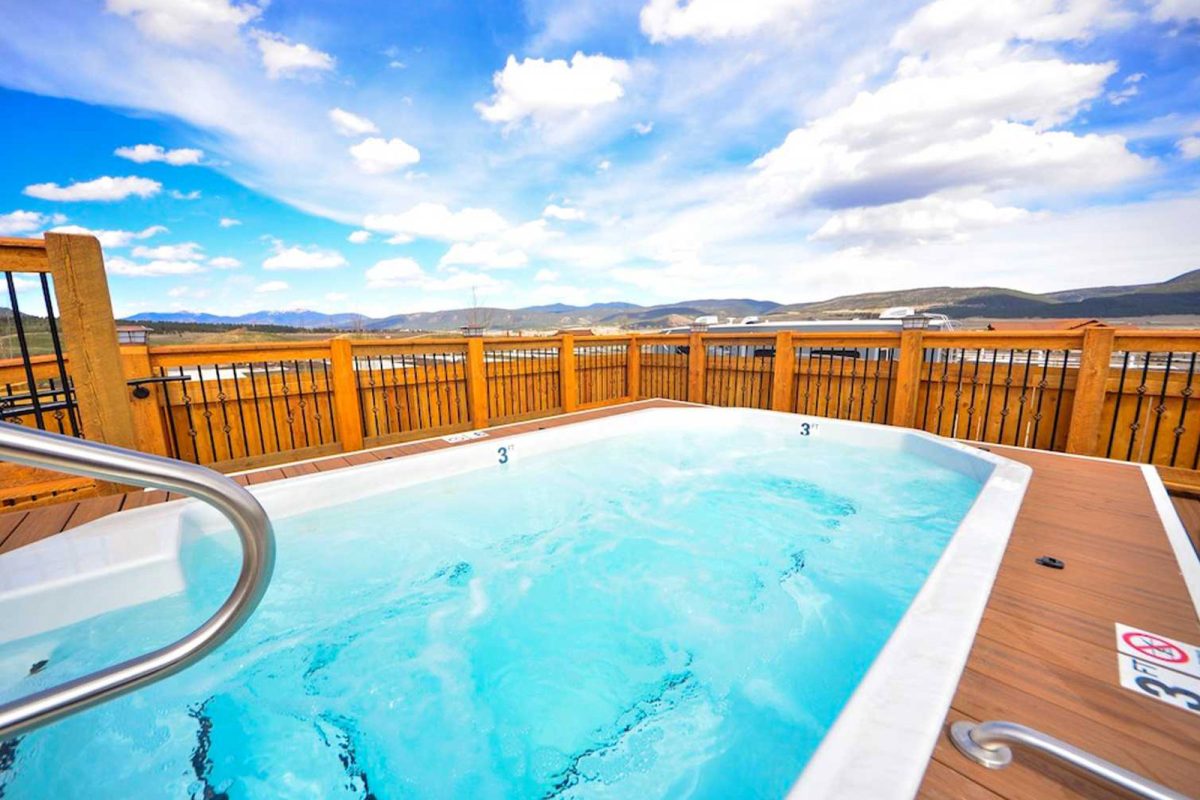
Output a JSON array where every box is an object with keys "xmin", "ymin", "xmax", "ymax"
[
  {"xmin": 147, "ymin": 345, "xmax": 334, "ymax": 369},
  {"xmin": 922, "ymin": 331, "xmax": 1087, "ymax": 349},
  {"xmin": 350, "ymin": 341, "xmax": 469, "ymax": 357},
  {"xmin": 0, "ymin": 237, "xmax": 51, "ymax": 273},
  {"xmin": 1112, "ymin": 332, "xmax": 1200, "ymax": 352}
]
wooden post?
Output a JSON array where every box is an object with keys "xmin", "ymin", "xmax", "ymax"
[
  {"xmin": 687, "ymin": 332, "xmax": 706, "ymax": 403},
  {"xmin": 770, "ymin": 331, "xmax": 794, "ymax": 412},
  {"xmin": 43, "ymin": 233, "xmax": 137, "ymax": 452},
  {"xmin": 560, "ymin": 334, "xmax": 578, "ymax": 412},
  {"xmin": 120, "ymin": 345, "xmax": 171, "ymax": 456},
  {"xmin": 329, "ymin": 337, "xmax": 364, "ymax": 452},
  {"xmin": 466, "ymin": 336, "xmax": 490, "ymax": 429},
  {"xmin": 1065, "ymin": 326, "xmax": 1116, "ymax": 456},
  {"xmin": 890, "ymin": 329, "xmax": 925, "ymax": 429},
  {"xmin": 626, "ymin": 335, "xmax": 641, "ymax": 401}
]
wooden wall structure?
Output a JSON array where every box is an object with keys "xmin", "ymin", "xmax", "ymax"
[{"xmin": 3, "ymin": 236, "xmax": 1200, "ymax": 508}]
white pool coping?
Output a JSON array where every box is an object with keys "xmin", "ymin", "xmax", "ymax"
[{"xmin": 0, "ymin": 406, "xmax": 1033, "ymax": 798}]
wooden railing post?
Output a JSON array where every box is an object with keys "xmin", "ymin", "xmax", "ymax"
[
  {"xmin": 329, "ymin": 337, "xmax": 364, "ymax": 452},
  {"xmin": 890, "ymin": 329, "xmax": 925, "ymax": 429},
  {"xmin": 627, "ymin": 336, "xmax": 641, "ymax": 400},
  {"xmin": 1065, "ymin": 326, "xmax": 1116, "ymax": 456},
  {"xmin": 687, "ymin": 332, "xmax": 706, "ymax": 403},
  {"xmin": 120, "ymin": 345, "xmax": 171, "ymax": 456},
  {"xmin": 560, "ymin": 334, "xmax": 578, "ymax": 412},
  {"xmin": 466, "ymin": 337, "xmax": 490, "ymax": 429},
  {"xmin": 43, "ymin": 233, "xmax": 137, "ymax": 452},
  {"xmin": 771, "ymin": 331, "xmax": 794, "ymax": 412}
]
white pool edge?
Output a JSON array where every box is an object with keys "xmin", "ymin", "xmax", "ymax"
[
  {"xmin": 1, "ymin": 406, "xmax": 1033, "ymax": 798},
  {"xmin": 1140, "ymin": 464, "xmax": 1200, "ymax": 618}
]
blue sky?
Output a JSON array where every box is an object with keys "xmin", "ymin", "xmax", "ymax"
[{"xmin": 1, "ymin": 0, "xmax": 1198, "ymax": 318}]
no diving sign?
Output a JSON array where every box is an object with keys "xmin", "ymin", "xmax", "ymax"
[{"xmin": 1115, "ymin": 623, "xmax": 1200, "ymax": 715}]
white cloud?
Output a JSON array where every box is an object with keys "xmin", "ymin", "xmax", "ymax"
[
  {"xmin": 543, "ymin": 204, "xmax": 585, "ymax": 221},
  {"xmin": 49, "ymin": 223, "xmax": 166, "ymax": 248},
  {"xmin": 208, "ymin": 255, "xmax": 241, "ymax": 268},
  {"xmin": 365, "ymin": 257, "xmax": 424, "ymax": 288},
  {"xmin": 476, "ymin": 52, "xmax": 631, "ymax": 126},
  {"xmin": 363, "ymin": 202, "xmax": 509, "ymax": 242},
  {"xmin": 438, "ymin": 241, "xmax": 529, "ymax": 270},
  {"xmin": 633, "ymin": 121, "xmax": 654, "ymax": 135},
  {"xmin": 23, "ymin": 175, "xmax": 162, "ymax": 202},
  {"xmin": 105, "ymin": 0, "xmax": 262, "ymax": 47},
  {"xmin": 1108, "ymin": 72, "xmax": 1144, "ymax": 106},
  {"xmin": 107, "ymin": 256, "xmax": 205, "ymax": 276},
  {"xmin": 1150, "ymin": 0, "xmax": 1200, "ymax": 23},
  {"xmin": 892, "ymin": 0, "xmax": 1131, "ymax": 54},
  {"xmin": 255, "ymin": 280, "xmax": 289, "ymax": 293},
  {"xmin": 347, "ymin": 229, "xmax": 372, "ymax": 244},
  {"xmin": 640, "ymin": 0, "xmax": 813, "ymax": 43},
  {"xmin": 114, "ymin": 143, "xmax": 204, "ymax": 165},
  {"xmin": 253, "ymin": 31, "xmax": 335, "ymax": 79},
  {"xmin": 169, "ymin": 189, "xmax": 201, "ymax": 200},
  {"xmin": 262, "ymin": 242, "xmax": 348, "ymax": 270},
  {"xmin": 219, "ymin": 217, "xmax": 241, "ymax": 228},
  {"xmin": 597, "ymin": 159, "xmax": 611, "ymax": 172},
  {"xmin": 811, "ymin": 195, "xmax": 1037, "ymax": 244},
  {"xmin": 132, "ymin": 241, "xmax": 204, "ymax": 260},
  {"xmin": 349, "ymin": 136, "xmax": 420, "ymax": 174},
  {"xmin": 534, "ymin": 268, "xmax": 559, "ymax": 282},
  {"xmin": 1179, "ymin": 136, "xmax": 1200, "ymax": 159},
  {"xmin": 329, "ymin": 107, "xmax": 379, "ymax": 137},
  {"xmin": 0, "ymin": 210, "xmax": 64, "ymax": 236}
]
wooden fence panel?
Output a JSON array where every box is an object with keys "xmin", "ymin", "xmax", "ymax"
[
  {"xmin": 354, "ymin": 350, "xmax": 471, "ymax": 445},
  {"xmin": 483, "ymin": 343, "xmax": 562, "ymax": 423},
  {"xmin": 575, "ymin": 341, "xmax": 628, "ymax": 407}
]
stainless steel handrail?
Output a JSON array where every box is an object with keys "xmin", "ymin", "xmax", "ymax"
[
  {"xmin": 0, "ymin": 425, "xmax": 275, "ymax": 739},
  {"xmin": 950, "ymin": 720, "xmax": 1191, "ymax": 800}
]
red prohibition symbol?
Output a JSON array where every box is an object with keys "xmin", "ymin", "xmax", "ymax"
[{"xmin": 1123, "ymin": 631, "xmax": 1189, "ymax": 664}]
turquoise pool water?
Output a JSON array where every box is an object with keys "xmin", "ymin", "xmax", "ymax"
[{"xmin": 0, "ymin": 424, "xmax": 982, "ymax": 799}]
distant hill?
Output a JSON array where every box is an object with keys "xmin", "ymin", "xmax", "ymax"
[{"xmin": 124, "ymin": 269, "xmax": 1199, "ymax": 331}]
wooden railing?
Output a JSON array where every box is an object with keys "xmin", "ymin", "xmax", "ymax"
[{"xmin": 4, "ymin": 327, "xmax": 1200, "ymax": 506}]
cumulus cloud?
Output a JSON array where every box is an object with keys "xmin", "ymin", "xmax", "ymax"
[
  {"xmin": 132, "ymin": 241, "xmax": 204, "ymax": 260},
  {"xmin": 262, "ymin": 241, "xmax": 348, "ymax": 270},
  {"xmin": 811, "ymin": 195, "xmax": 1037, "ymax": 244},
  {"xmin": 104, "ymin": 0, "xmax": 262, "ymax": 47},
  {"xmin": 115, "ymin": 143, "xmax": 204, "ymax": 165},
  {"xmin": 49, "ymin": 223, "xmax": 166, "ymax": 248},
  {"xmin": 208, "ymin": 256, "xmax": 241, "ymax": 268},
  {"xmin": 349, "ymin": 137, "xmax": 420, "ymax": 174},
  {"xmin": 1150, "ymin": 0, "xmax": 1200, "ymax": 23},
  {"xmin": 24, "ymin": 175, "xmax": 162, "ymax": 201},
  {"xmin": 106, "ymin": 256, "xmax": 205, "ymax": 276},
  {"xmin": 329, "ymin": 108, "xmax": 379, "ymax": 137},
  {"xmin": 438, "ymin": 241, "xmax": 529, "ymax": 270},
  {"xmin": 633, "ymin": 121, "xmax": 654, "ymax": 135},
  {"xmin": 255, "ymin": 280, "xmax": 289, "ymax": 293},
  {"xmin": 363, "ymin": 202, "xmax": 509, "ymax": 242},
  {"xmin": 253, "ymin": 31, "xmax": 334, "ymax": 79},
  {"xmin": 347, "ymin": 229, "xmax": 372, "ymax": 244},
  {"xmin": 1179, "ymin": 136, "xmax": 1200, "ymax": 159},
  {"xmin": 640, "ymin": 0, "xmax": 813, "ymax": 43},
  {"xmin": 543, "ymin": 204, "xmax": 585, "ymax": 221},
  {"xmin": 891, "ymin": 0, "xmax": 1131, "ymax": 54},
  {"xmin": 219, "ymin": 217, "xmax": 241, "ymax": 227},
  {"xmin": 0, "ymin": 210, "xmax": 66, "ymax": 236},
  {"xmin": 476, "ymin": 52, "xmax": 631, "ymax": 126}
]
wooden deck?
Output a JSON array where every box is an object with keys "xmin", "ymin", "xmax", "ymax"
[{"xmin": 2, "ymin": 401, "xmax": 1198, "ymax": 798}]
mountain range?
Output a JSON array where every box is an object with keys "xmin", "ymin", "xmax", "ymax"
[{"xmin": 126, "ymin": 268, "xmax": 1200, "ymax": 332}]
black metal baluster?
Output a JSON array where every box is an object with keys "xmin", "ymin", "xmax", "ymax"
[
  {"xmin": 229, "ymin": 362, "xmax": 251, "ymax": 454},
  {"xmin": 5, "ymin": 272, "xmax": 44, "ymax": 430},
  {"xmin": 278, "ymin": 362, "xmax": 299, "ymax": 450},
  {"xmin": 1146, "ymin": 352, "xmax": 1174, "ymax": 464},
  {"xmin": 964, "ymin": 349, "xmax": 983, "ymax": 441},
  {"xmin": 212, "ymin": 363, "xmax": 235, "ymax": 458},
  {"xmin": 159, "ymin": 366, "xmax": 183, "ymax": 459},
  {"xmin": 39, "ymin": 274, "xmax": 79, "ymax": 436},
  {"xmin": 306, "ymin": 359, "xmax": 325, "ymax": 445},
  {"xmin": 1171, "ymin": 352, "xmax": 1196, "ymax": 467},
  {"xmin": 920, "ymin": 349, "xmax": 936, "ymax": 431},
  {"xmin": 997, "ymin": 350, "xmax": 1016, "ymax": 445},
  {"xmin": 246, "ymin": 362, "xmax": 267, "ymax": 455},
  {"xmin": 264, "ymin": 362, "xmax": 284, "ymax": 452},
  {"xmin": 981, "ymin": 350, "xmax": 1000, "ymax": 443},
  {"xmin": 882, "ymin": 347, "xmax": 896, "ymax": 423},
  {"xmin": 1125, "ymin": 352, "xmax": 1153, "ymax": 461},
  {"xmin": 1012, "ymin": 350, "xmax": 1034, "ymax": 447},
  {"xmin": 177, "ymin": 366, "xmax": 201, "ymax": 463},
  {"xmin": 1048, "ymin": 349, "xmax": 1070, "ymax": 451},
  {"xmin": 1030, "ymin": 349, "xmax": 1052, "ymax": 449},
  {"xmin": 934, "ymin": 349, "xmax": 952, "ymax": 436},
  {"xmin": 193, "ymin": 363, "xmax": 219, "ymax": 462},
  {"xmin": 322, "ymin": 359, "xmax": 337, "ymax": 441}
]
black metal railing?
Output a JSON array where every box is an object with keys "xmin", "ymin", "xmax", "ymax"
[
  {"xmin": 705, "ymin": 343, "xmax": 775, "ymax": 409},
  {"xmin": 1, "ymin": 271, "xmax": 80, "ymax": 436},
  {"xmin": 354, "ymin": 351, "xmax": 469, "ymax": 439},
  {"xmin": 918, "ymin": 347, "xmax": 1075, "ymax": 450},
  {"xmin": 157, "ymin": 360, "xmax": 336, "ymax": 465},
  {"xmin": 484, "ymin": 345, "xmax": 561, "ymax": 420},
  {"xmin": 793, "ymin": 346, "xmax": 895, "ymax": 423},
  {"xmin": 575, "ymin": 343, "xmax": 627, "ymax": 405},
  {"xmin": 1102, "ymin": 350, "xmax": 1199, "ymax": 468}
]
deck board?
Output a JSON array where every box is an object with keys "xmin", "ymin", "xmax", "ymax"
[{"xmin": 1, "ymin": 400, "xmax": 1197, "ymax": 797}]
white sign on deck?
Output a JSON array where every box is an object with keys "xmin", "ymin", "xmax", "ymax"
[
  {"xmin": 1114, "ymin": 623, "xmax": 1200, "ymax": 715},
  {"xmin": 442, "ymin": 430, "xmax": 488, "ymax": 443}
]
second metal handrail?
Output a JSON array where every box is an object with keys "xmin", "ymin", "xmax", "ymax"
[
  {"xmin": 950, "ymin": 720, "xmax": 1191, "ymax": 800},
  {"xmin": 0, "ymin": 424, "xmax": 275, "ymax": 739}
]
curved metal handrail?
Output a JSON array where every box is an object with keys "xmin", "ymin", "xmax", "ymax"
[
  {"xmin": 0, "ymin": 425, "xmax": 275, "ymax": 739},
  {"xmin": 950, "ymin": 720, "xmax": 1191, "ymax": 800}
]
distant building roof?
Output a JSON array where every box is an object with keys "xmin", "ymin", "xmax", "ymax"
[
  {"xmin": 556, "ymin": 328, "xmax": 594, "ymax": 336},
  {"xmin": 986, "ymin": 318, "xmax": 1110, "ymax": 331},
  {"xmin": 116, "ymin": 324, "xmax": 152, "ymax": 332}
]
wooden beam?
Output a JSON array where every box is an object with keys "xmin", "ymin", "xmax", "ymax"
[
  {"xmin": 0, "ymin": 237, "xmax": 52, "ymax": 272},
  {"xmin": 687, "ymin": 332, "xmax": 706, "ymax": 403},
  {"xmin": 119, "ymin": 345, "xmax": 171, "ymax": 456},
  {"xmin": 889, "ymin": 329, "xmax": 924, "ymax": 429},
  {"xmin": 770, "ymin": 331, "xmax": 794, "ymax": 412},
  {"xmin": 560, "ymin": 334, "xmax": 578, "ymax": 413},
  {"xmin": 329, "ymin": 337, "xmax": 364, "ymax": 452},
  {"xmin": 43, "ymin": 234, "xmax": 137, "ymax": 452},
  {"xmin": 1065, "ymin": 327, "xmax": 1116, "ymax": 456},
  {"xmin": 626, "ymin": 335, "xmax": 641, "ymax": 400},
  {"xmin": 466, "ymin": 336, "xmax": 489, "ymax": 429}
]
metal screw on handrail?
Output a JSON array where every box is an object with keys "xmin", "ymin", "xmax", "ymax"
[{"xmin": 950, "ymin": 721, "xmax": 1191, "ymax": 800}]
